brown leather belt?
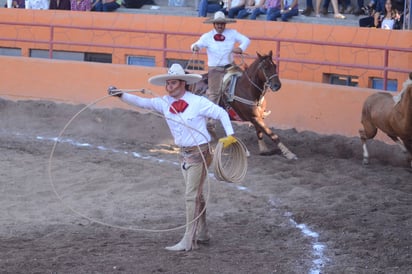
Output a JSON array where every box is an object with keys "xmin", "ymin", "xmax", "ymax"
[{"xmin": 180, "ymin": 143, "xmax": 209, "ymax": 154}]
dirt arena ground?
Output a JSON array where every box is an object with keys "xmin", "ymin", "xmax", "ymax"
[{"xmin": 0, "ymin": 98, "xmax": 411, "ymax": 273}]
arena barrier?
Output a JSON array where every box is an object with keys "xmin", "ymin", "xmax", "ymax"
[{"xmin": 1, "ymin": 56, "xmax": 393, "ymax": 143}]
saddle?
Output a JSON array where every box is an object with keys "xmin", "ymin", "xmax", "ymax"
[
  {"xmin": 220, "ymin": 65, "xmax": 271, "ymax": 121},
  {"xmin": 219, "ymin": 65, "xmax": 244, "ymax": 121},
  {"xmin": 221, "ymin": 65, "xmax": 243, "ymax": 103}
]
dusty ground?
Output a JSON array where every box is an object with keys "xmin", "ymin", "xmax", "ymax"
[{"xmin": 0, "ymin": 98, "xmax": 411, "ymax": 274}]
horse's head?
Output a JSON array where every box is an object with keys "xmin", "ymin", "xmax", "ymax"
[{"xmin": 255, "ymin": 50, "xmax": 281, "ymax": 92}]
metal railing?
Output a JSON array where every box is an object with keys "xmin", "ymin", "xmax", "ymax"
[{"xmin": 0, "ymin": 21, "xmax": 411, "ymax": 90}]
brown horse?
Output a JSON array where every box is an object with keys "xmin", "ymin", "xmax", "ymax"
[
  {"xmin": 359, "ymin": 81, "xmax": 412, "ymax": 167},
  {"xmin": 189, "ymin": 51, "xmax": 297, "ymax": 160}
]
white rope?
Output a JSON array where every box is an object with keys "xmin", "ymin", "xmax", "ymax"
[{"xmin": 213, "ymin": 137, "xmax": 248, "ymax": 184}]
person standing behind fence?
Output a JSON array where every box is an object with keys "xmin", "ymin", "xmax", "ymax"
[{"xmin": 191, "ymin": 11, "xmax": 250, "ymax": 133}]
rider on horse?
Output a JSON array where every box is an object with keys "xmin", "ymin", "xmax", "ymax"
[{"xmin": 191, "ymin": 11, "xmax": 251, "ymax": 132}]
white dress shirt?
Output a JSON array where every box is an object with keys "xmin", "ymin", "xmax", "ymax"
[
  {"xmin": 121, "ymin": 91, "xmax": 234, "ymax": 147},
  {"xmin": 191, "ymin": 28, "xmax": 250, "ymax": 67}
]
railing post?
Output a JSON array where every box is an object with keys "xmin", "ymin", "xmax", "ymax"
[
  {"xmin": 383, "ymin": 49, "xmax": 389, "ymax": 90},
  {"xmin": 275, "ymin": 40, "xmax": 281, "ymax": 76},
  {"xmin": 49, "ymin": 26, "xmax": 54, "ymax": 59},
  {"xmin": 162, "ymin": 33, "xmax": 167, "ymax": 67},
  {"xmin": 406, "ymin": 0, "xmax": 411, "ymax": 29}
]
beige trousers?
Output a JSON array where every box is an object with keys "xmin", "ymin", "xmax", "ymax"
[
  {"xmin": 179, "ymin": 147, "xmax": 211, "ymax": 250},
  {"xmin": 206, "ymin": 67, "xmax": 226, "ymax": 132},
  {"xmin": 207, "ymin": 67, "xmax": 226, "ymax": 105}
]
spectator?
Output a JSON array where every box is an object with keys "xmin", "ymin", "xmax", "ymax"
[
  {"xmin": 236, "ymin": 0, "xmax": 257, "ymax": 18},
  {"xmin": 266, "ymin": 0, "xmax": 282, "ymax": 20},
  {"xmin": 359, "ymin": 0, "xmax": 386, "ymax": 26},
  {"xmin": 50, "ymin": 0, "xmax": 71, "ymax": 9},
  {"xmin": 225, "ymin": 0, "xmax": 246, "ymax": 18},
  {"xmin": 123, "ymin": 0, "xmax": 155, "ymax": 8},
  {"xmin": 71, "ymin": 0, "xmax": 92, "ymax": 10},
  {"xmin": 198, "ymin": 0, "xmax": 224, "ymax": 17},
  {"xmin": 321, "ymin": 0, "xmax": 353, "ymax": 14},
  {"xmin": 315, "ymin": 0, "xmax": 346, "ymax": 18},
  {"xmin": 25, "ymin": 0, "xmax": 49, "ymax": 9},
  {"xmin": 354, "ymin": 0, "xmax": 373, "ymax": 15},
  {"xmin": 247, "ymin": 0, "xmax": 267, "ymax": 19},
  {"xmin": 92, "ymin": 0, "xmax": 121, "ymax": 11},
  {"xmin": 301, "ymin": 0, "xmax": 314, "ymax": 15},
  {"xmin": 278, "ymin": 0, "xmax": 299, "ymax": 21},
  {"xmin": 4, "ymin": 0, "xmax": 25, "ymax": 8},
  {"xmin": 379, "ymin": 0, "xmax": 403, "ymax": 28}
]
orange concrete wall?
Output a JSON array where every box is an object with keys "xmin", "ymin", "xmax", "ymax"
[
  {"xmin": 0, "ymin": 9, "xmax": 411, "ymax": 90},
  {"xmin": 1, "ymin": 56, "xmax": 392, "ymax": 142}
]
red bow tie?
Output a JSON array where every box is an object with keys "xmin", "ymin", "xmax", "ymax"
[
  {"xmin": 169, "ymin": 99, "xmax": 188, "ymax": 114},
  {"xmin": 214, "ymin": 33, "xmax": 225, "ymax": 42}
]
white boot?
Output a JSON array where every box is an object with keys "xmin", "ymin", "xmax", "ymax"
[
  {"xmin": 165, "ymin": 201, "xmax": 198, "ymax": 252},
  {"xmin": 165, "ymin": 235, "xmax": 191, "ymax": 251}
]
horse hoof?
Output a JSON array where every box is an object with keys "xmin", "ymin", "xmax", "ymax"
[
  {"xmin": 287, "ymin": 154, "xmax": 298, "ymax": 160},
  {"xmin": 362, "ymin": 159, "xmax": 369, "ymax": 165}
]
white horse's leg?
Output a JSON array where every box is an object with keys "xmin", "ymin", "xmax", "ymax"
[
  {"xmin": 278, "ymin": 142, "xmax": 298, "ymax": 160},
  {"xmin": 362, "ymin": 143, "xmax": 369, "ymax": 165},
  {"xmin": 395, "ymin": 140, "xmax": 408, "ymax": 153}
]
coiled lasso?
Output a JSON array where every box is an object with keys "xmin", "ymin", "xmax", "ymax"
[{"xmin": 212, "ymin": 136, "xmax": 249, "ymax": 184}]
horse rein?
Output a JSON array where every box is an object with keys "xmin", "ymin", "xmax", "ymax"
[{"xmin": 241, "ymin": 57, "xmax": 278, "ymax": 106}]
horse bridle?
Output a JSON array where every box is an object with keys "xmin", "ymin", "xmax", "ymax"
[
  {"xmin": 240, "ymin": 57, "xmax": 278, "ymax": 106},
  {"xmin": 245, "ymin": 57, "xmax": 278, "ymax": 94}
]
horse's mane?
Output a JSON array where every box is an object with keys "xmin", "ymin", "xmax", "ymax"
[{"xmin": 393, "ymin": 79, "xmax": 412, "ymax": 104}]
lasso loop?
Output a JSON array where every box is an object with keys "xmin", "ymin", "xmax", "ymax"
[{"xmin": 48, "ymin": 89, "xmax": 212, "ymax": 233}]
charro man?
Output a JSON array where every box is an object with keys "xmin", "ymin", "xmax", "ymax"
[{"xmin": 108, "ymin": 63, "xmax": 237, "ymax": 251}]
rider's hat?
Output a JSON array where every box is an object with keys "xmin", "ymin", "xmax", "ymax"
[
  {"xmin": 204, "ymin": 11, "xmax": 237, "ymax": 24},
  {"xmin": 148, "ymin": 64, "xmax": 202, "ymax": 86}
]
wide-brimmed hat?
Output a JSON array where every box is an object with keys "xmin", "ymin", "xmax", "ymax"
[
  {"xmin": 204, "ymin": 11, "xmax": 237, "ymax": 24},
  {"xmin": 148, "ymin": 64, "xmax": 202, "ymax": 86}
]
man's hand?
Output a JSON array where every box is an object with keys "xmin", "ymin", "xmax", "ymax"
[
  {"xmin": 192, "ymin": 45, "xmax": 200, "ymax": 52},
  {"xmin": 232, "ymin": 47, "xmax": 243, "ymax": 54},
  {"xmin": 108, "ymin": 86, "xmax": 122, "ymax": 97},
  {"xmin": 218, "ymin": 135, "xmax": 237, "ymax": 148}
]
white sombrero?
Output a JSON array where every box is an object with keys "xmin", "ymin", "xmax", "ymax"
[
  {"xmin": 148, "ymin": 64, "xmax": 202, "ymax": 86},
  {"xmin": 204, "ymin": 11, "xmax": 237, "ymax": 24}
]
